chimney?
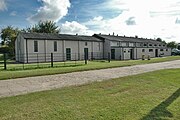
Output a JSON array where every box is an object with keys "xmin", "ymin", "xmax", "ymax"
[
  {"xmin": 99, "ymin": 33, "xmax": 101, "ymax": 35},
  {"xmin": 76, "ymin": 33, "xmax": 78, "ymax": 36},
  {"xmin": 113, "ymin": 32, "xmax": 114, "ymax": 36},
  {"xmin": 117, "ymin": 34, "xmax": 118, "ymax": 36},
  {"xmin": 109, "ymin": 33, "xmax": 110, "ymax": 35}
]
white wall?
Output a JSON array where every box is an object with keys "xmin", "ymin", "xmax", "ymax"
[{"xmin": 19, "ymin": 38, "xmax": 103, "ymax": 63}]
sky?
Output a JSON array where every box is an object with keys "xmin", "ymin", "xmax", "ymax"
[{"xmin": 0, "ymin": 0, "xmax": 180, "ymax": 43}]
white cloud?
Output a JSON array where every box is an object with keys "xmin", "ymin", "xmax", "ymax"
[
  {"xmin": 60, "ymin": 21, "xmax": 93, "ymax": 35},
  {"xmin": 10, "ymin": 11, "xmax": 17, "ymax": 16},
  {"xmin": 81, "ymin": 0, "xmax": 180, "ymax": 42},
  {"xmin": 0, "ymin": 0, "xmax": 7, "ymax": 11},
  {"xmin": 28, "ymin": 0, "xmax": 70, "ymax": 23}
]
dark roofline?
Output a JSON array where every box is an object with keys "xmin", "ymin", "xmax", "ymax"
[
  {"xmin": 19, "ymin": 32, "xmax": 103, "ymax": 42},
  {"xmin": 94, "ymin": 34, "xmax": 164, "ymax": 44}
]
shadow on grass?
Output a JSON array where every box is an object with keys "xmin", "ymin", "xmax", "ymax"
[{"xmin": 141, "ymin": 88, "xmax": 180, "ymax": 120}]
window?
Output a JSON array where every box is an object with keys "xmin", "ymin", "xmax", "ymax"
[
  {"xmin": 117, "ymin": 42, "xmax": 119, "ymax": 46},
  {"xmin": 149, "ymin": 44, "xmax": 152, "ymax": 46},
  {"xmin": 159, "ymin": 45, "xmax": 161, "ymax": 47},
  {"xmin": 98, "ymin": 42, "xmax": 101, "ymax": 51},
  {"xmin": 85, "ymin": 42, "xmax": 88, "ymax": 46},
  {"xmin": 160, "ymin": 49, "xmax": 163, "ymax": 51},
  {"xmin": 149, "ymin": 49, "xmax": 153, "ymax": 52},
  {"xmin": 166, "ymin": 49, "xmax": 168, "ymax": 51},
  {"xmin": 142, "ymin": 49, "xmax": 145, "ymax": 52},
  {"xmin": 54, "ymin": 41, "xmax": 57, "ymax": 52},
  {"xmin": 144, "ymin": 43, "xmax": 147, "ymax": 46},
  {"xmin": 34, "ymin": 41, "xmax": 38, "ymax": 52},
  {"xmin": 154, "ymin": 44, "xmax": 157, "ymax": 46}
]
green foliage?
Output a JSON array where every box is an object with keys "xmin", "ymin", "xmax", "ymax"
[
  {"xmin": 156, "ymin": 38, "xmax": 167, "ymax": 44},
  {"xmin": 156, "ymin": 38, "xmax": 162, "ymax": 42},
  {"xmin": 167, "ymin": 41, "xmax": 178, "ymax": 48},
  {"xmin": 0, "ymin": 26, "xmax": 20, "ymax": 56},
  {"xmin": 178, "ymin": 44, "xmax": 180, "ymax": 50},
  {"xmin": 0, "ymin": 47, "xmax": 10, "ymax": 53},
  {"xmin": 0, "ymin": 69, "xmax": 179, "ymax": 120},
  {"xmin": 26, "ymin": 21, "xmax": 60, "ymax": 33}
]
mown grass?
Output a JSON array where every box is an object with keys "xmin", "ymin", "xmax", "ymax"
[
  {"xmin": 0, "ymin": 69, "xmax": 179, "ymax": 120},
  {"xmin": 0, "ymin": 56, "xmax": 180, "ymax": 80}
]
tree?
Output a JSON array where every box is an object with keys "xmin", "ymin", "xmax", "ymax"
[
  {"xmin": 156, "ymin": 38, "xmax": 162, "ymax": 42},
  {"xmin": 27, "ymin": 21, "xmax": 60, "ymax": 33},
  {"xmin": 0, "ymin": 26, "xmax": 19, "ymax": 55},
  {"xmin": 178, "ymin": 43, "xmax": 180, "ymax": 50},
  {"xmin": 167, "ymin": 41, "xmax": 178, "ymax": 49}
]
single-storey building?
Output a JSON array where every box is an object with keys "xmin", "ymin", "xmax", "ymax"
[
  {"xmin": 15, "ymin": 33, "xmax": 103, "ymax": 63},
  {"xmin": 93, "ymin": 34, "xmax": 171, "ymax": 60},
  {"xmin": 15, "ymin": 33, "xmax": 171, "ymax": 63}
]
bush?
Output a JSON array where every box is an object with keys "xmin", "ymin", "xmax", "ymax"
[{"xmin": 0, "ymin": 47, "xmax": 10, "ymax": 53}]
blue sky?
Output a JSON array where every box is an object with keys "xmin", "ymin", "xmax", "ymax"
[{"xmin": 0, "ymin": 0, "xmax": 180, "ymax": 43}]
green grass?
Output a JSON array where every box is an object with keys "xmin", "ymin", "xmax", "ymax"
[
  {"xmin": 0, "ymin": 69, "xmax": 179, "ymax": 120},
  {"xmin": 0, "ymin": 56, "xmax": 180, "ymax": 80}
]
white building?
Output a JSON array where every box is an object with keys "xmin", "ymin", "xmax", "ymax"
[
  {"xmin": 15, "ymin": 33, "xmax": 171, "ymax": 63},
  {"xmin": 93, "ymin": 34, "xmax": 171, "ymax": 60},
  {"xmin": 15, "ymin": 33, "xmax": 103, "ymax": 63}
]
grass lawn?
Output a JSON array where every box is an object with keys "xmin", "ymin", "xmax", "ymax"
[
  {"xmin": 0, "ymin": 56, "xmax": 180, "ymax": 80},
  {"xmin": 0, "ymin": 69, "xmax": 179, "ymax": 120}
]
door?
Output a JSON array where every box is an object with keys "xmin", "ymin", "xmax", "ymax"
[
  {"xmin": 66, "ymin": 48, "xmax": 71, "ymax": 60},
  {"xmin": 155, "ymin": 49, "xmax": 158, "ymax": 57},
  {"xmin": 84, "ymin": 48, "xmax": 89, "ymax": 60},
  {"xmin": 111, "ymin": 49, "xmax": 115, "ymax": 59},
  {"xmin": 130, "ymin": 49, "xmax": 133, "ymax": 60}
]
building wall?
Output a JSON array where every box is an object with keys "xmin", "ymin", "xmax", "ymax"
[
  {"xmin": 15, "ymin": 34, "xmax": 26, "ymax": 63},
  {"xmin": 16, "ymin": 37, "xmax": 103, "ymax": 63},
  {"xmin": 15, "ymin": 34, "xmax": 171, "ymax": 63},
  {"xmin": 104, "ymin": 39, "xmax": 111, "ymax": 59},
  {"xmin": 92, "ymin": 42, "xmax": 103, "ymax": 59}
]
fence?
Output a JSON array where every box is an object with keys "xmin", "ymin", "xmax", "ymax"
[{"xmin": 0, "ymin": 52, "xmax": 110, "ymax": 70}]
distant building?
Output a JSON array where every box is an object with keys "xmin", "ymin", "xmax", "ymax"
[
  {"xmin": 93, "ymin": 34, "xmax": 171, "ymax": 60},
  {"xmin": 15, "ymin": 33, "xmax": 171, "ymax": 63}
]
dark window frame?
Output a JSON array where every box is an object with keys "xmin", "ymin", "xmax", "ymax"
[
  {"xmin": 149, "ymin": 49, "xmax": 153, "ymax": 52},
  {"xmin": 34, "ymin": 41, "xmax": 38, "ymax": 52},
  {"xmin": 85, "ymin": 42, "xmax": 88, "ymax": 46},
  {"xmin": 54, "ymin": 41, "xmax": 57, "ymax": 52}
]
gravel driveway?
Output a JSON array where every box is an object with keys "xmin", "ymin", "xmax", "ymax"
[{"xmin": 0, "ymin": 60, "xmax": 180, "ymax": 98}]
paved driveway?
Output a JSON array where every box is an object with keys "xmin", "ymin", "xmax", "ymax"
[{"xmin": 0, "ymin": 60, "xmax": 180, "ymax": 98}]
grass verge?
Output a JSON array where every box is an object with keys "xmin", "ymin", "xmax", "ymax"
[
  {"xmin": 0, "ymin": 56, "xmax": 180, "ymax": 80},
  {"xmin": 0, "ymin": 69, "xmax": 179, "ymax": 120}
]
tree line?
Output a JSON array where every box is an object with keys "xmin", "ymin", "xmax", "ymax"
[{"xmin": 0, "ymin": 21, "xmax": 179, "ymax": 57}]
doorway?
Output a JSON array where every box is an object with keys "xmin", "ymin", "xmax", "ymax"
[
  {"xmin": 111, "ymin": 49, "xmax": 115, "ymax": 59},
  {"xmin": 130, "ymin": 49, "xmax": 133, "ymax": 60},
  {"xmin": 66, "ymin": 48, "xmax": 71, "ymax": 60},
  {"xmin": 155, "ymin": 49, "xmax": 158, "ymax": 57},
  {"xmin": 84, "ymin": 48, "xmax": 89, "ymax": 60}
]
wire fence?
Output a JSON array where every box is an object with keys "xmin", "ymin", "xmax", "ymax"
[{"xmin": 0, "ymin": 52, "xmax": 110, "ymax": 71}]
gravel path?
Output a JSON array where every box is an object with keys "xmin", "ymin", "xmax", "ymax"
[{"xmin": 1, "ymin": 60, "xmax": 180, "ymax": 98}]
